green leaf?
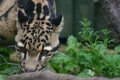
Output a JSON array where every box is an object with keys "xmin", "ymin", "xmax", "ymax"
[
  {"xmin": 77, "ymin": 70, "xmax": 92, "ymax": 77},
  {"xmin": 0, "ymin": 47, "xmax": 13, "ymax": 55},
  {"xmin": 115, "ymin": 45, "xmax": 120, "ymax": 53},
  {"xmin": 95, "ymin": 44, "xmax": 106, "ymax": 55},
  {"xmin": 0, "ymin": 74, "xmax": 7, "ymax": 80},
  {"xmin": 65, "ymin": 63, "xmax": 77, "ymax": 71},
  {"xmin": 66, "ymin": 36, "xmax": 80, "ymax": 51},
  {"xmin": 104, "ymin": 54, "xmax": 120, "ymax": 65},
  {"xmin": 79, "ymin": 18, "xmax": 91, "ymax": 27},
  {"xmin": 78, "ymin": 72, "xmax": 90, "ymax": 77},
  {"xmin": 51, "ymin": 52, "xmax": 72, "ymax": 64}
]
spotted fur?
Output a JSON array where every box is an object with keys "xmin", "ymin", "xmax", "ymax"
[{"xmin": 15, "ymin": 0, "xmax": 63, "ymax": 72}]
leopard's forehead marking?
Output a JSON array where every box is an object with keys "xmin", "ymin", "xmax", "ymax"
[
  {"xmin": 17, "ymin": 0, "xmax": 57, "ymax": 54},
  {"xmin": 24, "ymin": 0, "xmax": 51, "ymax": 27}
]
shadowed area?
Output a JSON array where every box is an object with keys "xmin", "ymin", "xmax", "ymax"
[{"xmin": 0, "ymin": 0, "xmax": 3, "ymax": 4}]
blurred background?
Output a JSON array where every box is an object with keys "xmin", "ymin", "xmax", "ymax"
[{"xmin": 56, "ymin": 0, "xmax": 105, "ymax": 38}]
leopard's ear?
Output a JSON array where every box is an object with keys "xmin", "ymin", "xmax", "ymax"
[
  {"xmin": 52, "ymin": 14, "xmax": 63, "ymax": 27},
  {"xmin": 51, "ymin": 14, "xmax": 64, "ymax": 32},
  {"xmin": 49, "ymin": 14, "xmax": 64, "ymax": 48},
  {"xmin": 17, "ymin": 9, "xmax": 28, "ymax": 30},
  {"xmin": 18, "ymin": 10, "xmax": 28, "ymax": 24},
  {"xmin": 17, "ymin": 0, "xmax": 28, "ymax": 30}
]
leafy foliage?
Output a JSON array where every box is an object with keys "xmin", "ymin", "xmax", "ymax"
[
  {"xmin": 50, "ymin": 18, "xmax": 120, "ymax": 78},
  {"xmin": 0, "ymin": 48, "xmax": 20, "ymax": 80}
]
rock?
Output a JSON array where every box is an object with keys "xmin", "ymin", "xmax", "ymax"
[{"xmin": 6, "ymin": 71, "xmax": 120, "ymax": 80}]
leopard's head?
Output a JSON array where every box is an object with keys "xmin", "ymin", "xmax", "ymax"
[{"xmin": 15, "ymin": 0, "xmax": 63, "ymax": 72}]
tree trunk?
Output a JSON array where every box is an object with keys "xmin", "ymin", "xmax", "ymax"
[
  {"xmin": 6, "ymin": 72, "xmax": 120, "ymax": 80},
  {"xmin": 99, "ymin": 0, "xmax": 120, "ymax": 43}
]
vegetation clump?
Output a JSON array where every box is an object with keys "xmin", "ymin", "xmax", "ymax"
[
  {"xmin": 50, "ymin": 18, "xmax": 120, "ymax": 78},
  {"xmin": 0, "ymin": 48, "xmax": 20, "ymax": 80}
]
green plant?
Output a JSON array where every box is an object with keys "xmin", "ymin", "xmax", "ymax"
[
  {"xmin": 0, "ymin": 54, "xmax": 21, "ymax": 80},
  {"xmin": 0, "ymin": 47, "xmax": 13, "ymax": 55},
  {"xmin": 50, "ymin": 18, "xmax": 120, "ymax": 78},
  {"xmin": 101, "ymin": 29, "xmax": 115, "ymax": 47},
  {"xmin": 0, "ymin": 48, "xmax": 20, "ymax": 80},
  {"xmin": 79, "ymin": 18, "xmax": 96, "ymax": 44},
  {"xmin": 0, "ymin": 75, "xmax": 7, "ymax": 80}
]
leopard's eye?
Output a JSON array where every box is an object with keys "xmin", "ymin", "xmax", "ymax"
[
  {"xmin": 16, "ymin": 46, "xmax": 26, "ymax": 53},
  {"xmin": 41, "ymin": 50, "xmax": 49, "ymax": 56},
  {"xmin": 38, "ymin": 50, "xmax": 51, "ymax": 61},
  {"xmin": 43, "ymin": 50, "xmax": 53, "ymax": 57},
  {"xmin": 19, "ymin": 47, "xmax": 26, "ymax": 53}
]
